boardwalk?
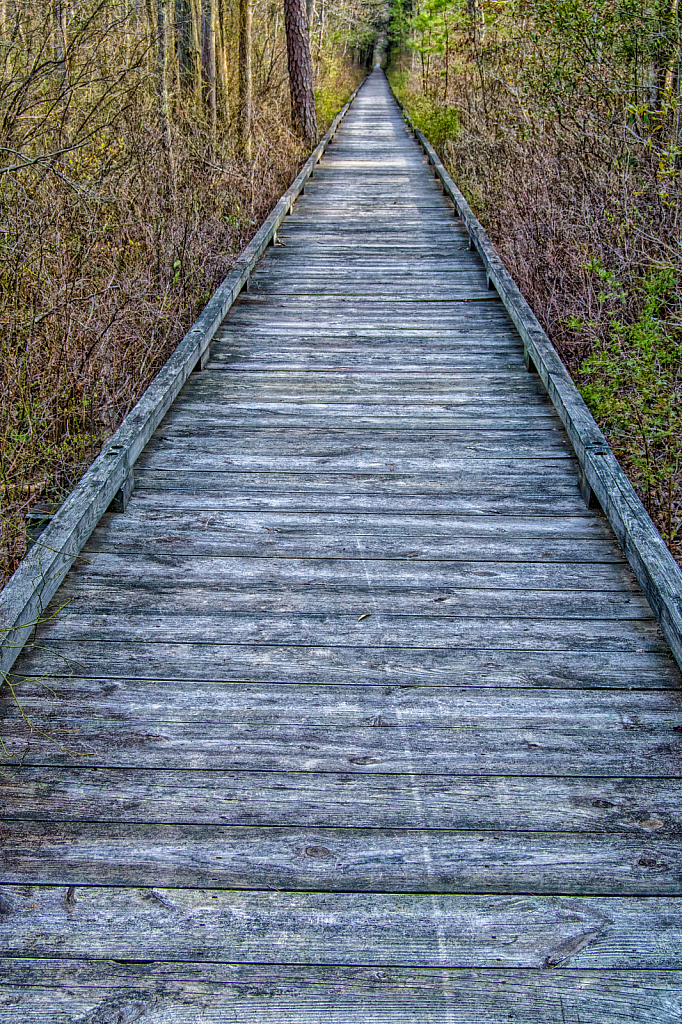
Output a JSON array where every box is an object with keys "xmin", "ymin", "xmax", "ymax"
[{"xmin": 2, "ymin": 69, "xmax": 682, "ymax": 1021}]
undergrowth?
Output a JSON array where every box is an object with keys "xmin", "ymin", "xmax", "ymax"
[{"xmin": 575, "ymin": 269, "xmax": 682, "ymax": 551}]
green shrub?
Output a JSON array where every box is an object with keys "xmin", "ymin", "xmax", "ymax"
[{"xmin": 577, "ymin": 268, "xmax": 682, "ymax": 546}]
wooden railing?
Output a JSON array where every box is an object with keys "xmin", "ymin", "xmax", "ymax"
[
  {"xmin": 0, "ymin": 78, "xmax": 366, "ymax": 678},
  {"xmin": 390, "ymin": 80, "xmax": 682, "ymax": 670}
]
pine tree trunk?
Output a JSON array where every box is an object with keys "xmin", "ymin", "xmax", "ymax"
[
  {"xmin": 283, "ymin": 0, "xmax": 317, "ymax": 146},
  {"xmin": 201, "ymin": 0, "xmax": 216, "ymax": 139},
  {"xmin": 238, "ymin": 0, "xmax": 252, "ymax": 159}
]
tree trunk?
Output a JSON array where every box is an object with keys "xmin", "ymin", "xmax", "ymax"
[
  {"xmin": 283, "ymin": 0, "xmax": 317, "ymax": 146},
  {"xmin": 157, "ymin": 0, "xmax": 175, "ymax": 181},
  {"xmin": 201, "ymin": 0, "xmax": 216, "ymax": 139},
  {"xmin": 175, "ymin": 0, "xmax": 193, "ymax": 94},
  {"xmin": 466, "ymin": 0, "xmax": 485, "ymax": 44},
  {"xmin": 238, "ymin": 0, "xmax": 252, "ymax": 159},
  {"xmin": 54, "ymin": 0, "xmax": 69, "ymax": 83},
  {"xmin": 657, "ymin": 0, "xmax": 680, "ymax": 103},
  {"xmin": 215, "ymin": 0, "xmax": 228, "ymax": 121}
]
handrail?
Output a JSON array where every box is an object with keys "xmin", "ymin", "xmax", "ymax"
[
  {"xmin": 0, "ymin": 77, "xmax": 367, "ymax": 677},
  {"xmin": 390, "ymin": 74, "xmax": 682, "ymax": 671}
]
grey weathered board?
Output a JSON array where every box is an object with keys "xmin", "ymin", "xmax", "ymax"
[{"xmin": 1, "ymin": 68, "xmax": 681, "ymax": 1022}]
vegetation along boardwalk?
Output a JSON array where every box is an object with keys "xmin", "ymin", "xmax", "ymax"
[{"xmin": 2, "ymin": 68, "xmax": 682, "ymax": 1021}]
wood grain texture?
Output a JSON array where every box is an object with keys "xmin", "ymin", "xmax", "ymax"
[
  {"xmin": 3, "ymin": 820, "xmax": 681, "ymax": 894},
  {"xmin": 4, "ymin": 766, "xmax": 681, "ymax": 831},
  {"xmin": 2, "ymin": 67, "xmax": 681, "ymax": 1020},
  {"xmin": 1, "ymin": 963, "xmax": 681, "ymax": 1024},
  {"xmin": 0, "ymin": 886, "xmax": 680, "ymax": 969},
  {"xmin": 11, "ymin": 640, "xmax": 679, "ymax": 688}
]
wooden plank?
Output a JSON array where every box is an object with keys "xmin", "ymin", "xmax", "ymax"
[
  {"xmin": 3, "ymin": 719, "xmax": 680, "ymax": 774},
  {"xmin": 57, "ymin": 547, "xmax": 641, "ymax": 589},
  {"xmin": 4, "ymin": 767, "xmax": 681, "ymax": 832},
  {"xmin": 173, "ymin": 372, "xmax": 556, "ymax": 394},
  {"xmin": 14, "ymin": 640, "xmax": 676, "ymax": 688},
  {"xmin": 2, "ymin": 821, "xmax": 681, "ymax": 894},
  {"xmin": 105, "ymin": 490, "xmax": 592, "ymax": 515},
  {"xmin": 0, "ymin": 886, "xmax": 680, "ymax": 968},
  {"xmin": 31, "ymin": 606, "xmax": 665, "ymax": 651},
  {"xmin": 88, "ymin": 508, "xmax": 604, "ymax": 539},
  {"xmin": 148, "ymin": 430, "xmax": 579, "ymax": 456},
  {"xmin": 1, "ymin": 963, "xmax": 681, "ymax": 1024},
  {"xmin": 137, "ymin": 451, "xmax": 581, "ymax": 478},
  {"xmin": 42, "ymin": 581, "xmax": 651, "ymax": 621},
  {"xmin": 5, "ymin": 680, "xmax": 674, "ymax": 729}
]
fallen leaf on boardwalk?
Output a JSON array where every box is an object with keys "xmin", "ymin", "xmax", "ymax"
[{"xmin": 358, "ymin": 613, "xmax": 372, "ymax": 621}]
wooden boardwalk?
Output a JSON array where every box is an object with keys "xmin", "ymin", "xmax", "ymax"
[{"xmin": 2, "ymin": 68, "xmax": 682, "ymax": 1021}]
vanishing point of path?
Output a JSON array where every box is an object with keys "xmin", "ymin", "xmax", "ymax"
[{"xmin": 1, "ymin": 69, "xmax": 682, "ymax": 1021}]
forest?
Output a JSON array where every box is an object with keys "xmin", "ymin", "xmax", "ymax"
[
  {"xmin": 1, "ymin": 0, "xmax": 681, "ymax": 583},
  {"xmin": 388, "ymin": 0, "xmax": 682, "ymax": 564}
]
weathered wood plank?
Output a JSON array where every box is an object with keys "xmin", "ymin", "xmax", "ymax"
[
  {"xmin": 2, "ymin": 821, "xmax": 681, "ymax": 894},
  {"xmin": 176, "ymin": 370, "xmax": 552, "ymax": 392},
  {"xmin": 4, "ymin": 767, "xmax": 680, "ymax": 832},
  {"xmin": 132, "ymin": 470, "xmax": 583, "ymax": 499},
  {"xmin": 3, "ymin": 719, "xmax": 680, "ymax": 774},
  {"xmin": 52, "ymin": 548, "xmax": 643, "ymax": 596},
  {"xmin": 52, "ymin": 578, "xmax": 648, "ymax": 620},
  {"xmin": 0, "ymin": 887, "xmax": 680, "ymax": 968},
  {"xmin": 110, "ymin": 490, "xmax": 592, "ymax": 515},
  {"xmin": 87, "ymin": 508, "xmax": 607, "ymax": 539},
  {"xmin": 5, "ymin": 679, "xmax": 674, "ymax": 729},
  {"xmin": 30, "ymin": 607, "xmax": 665, "ymax": 652},
  {"xmin": 1, "ymin": 964, "xmax": 681, "ymax": 1024},
  {"xmin": 137, "ymin": 450, "xmax": 579, "ymax": 478},
  {"xmin": 13, "ymin": 640, "xmax": 676, "ymax": 689}
]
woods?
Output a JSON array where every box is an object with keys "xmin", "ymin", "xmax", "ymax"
[
  {"xmin": 388, "ymin": 0, "xmax": 682, "ymax": 564},
  {"xmin": 0, "ymin": 0, "xmax": 382, "ymax": 586}
]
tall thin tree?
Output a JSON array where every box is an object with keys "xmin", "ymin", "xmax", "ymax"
[
  {"xmin": 283, "ymin": 0, "xmax": 317, "ymax": 146},
  {"xmin": 157, "ymin": 0, "xmax": 174, "ymax": 181},
  {"xmin": 238, "ymin": 0, "xmax": 252, "ymax": 159},
  {"xmin": 201, "ymin": 0, "xmax": 216, "ymax": 138},
  {"xmin": 175, "ymin": 0, "xmax": 193, "ymax": 95}
]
